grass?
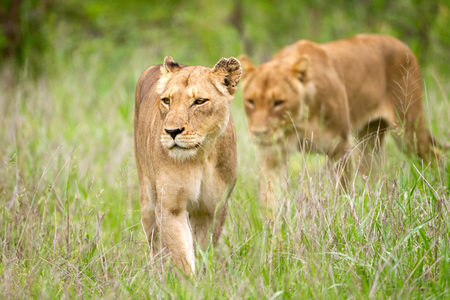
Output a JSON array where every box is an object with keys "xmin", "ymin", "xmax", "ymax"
[{"xmin": 1, "ymin": 33, "xmax": 450, "ymax": 299}]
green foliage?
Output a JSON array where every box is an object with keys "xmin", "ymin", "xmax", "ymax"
[
  {"xmin": 2, "ymin": 0, "xmax": 450, "ymax": 73},
  {"xmin": 0, "ymin": 0, "xmax": 55, "ymax": 74},
  {"xmin": 0, "ymin": 0, "xmax": 449, "ymax": 298}
]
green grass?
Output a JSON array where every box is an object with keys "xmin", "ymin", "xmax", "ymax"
[{"xmin": 1, "ymin": 31, "xmax": 450, "ymax": 299}]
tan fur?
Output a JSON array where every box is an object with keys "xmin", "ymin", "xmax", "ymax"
[
  {"xmin": 240, "ymin": 34, "xmax": 438, "ymax": 208},
  {"xmin": 134, "ymin": 56, "xmax": 241, "ymax": 275}
]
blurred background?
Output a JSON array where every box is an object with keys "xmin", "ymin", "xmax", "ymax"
[
  {"xmin": 0, "ymin": 1, "xmax": 449, "ymax": 297},
  {"xmin": 1, "ymin": 0, "xmax": 449, "ymax": 74}
]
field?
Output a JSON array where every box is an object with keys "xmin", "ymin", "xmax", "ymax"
[{"xmin": 1, "ymin": 1, "xmax": 450, "ymax": 298}]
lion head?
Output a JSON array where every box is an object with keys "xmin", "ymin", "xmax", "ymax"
[
  {"xmin": 156, "ymin": 56, "xmax": 241, "ymax": 161},
  {"xmin": 239, "ymin": 55, "xmax": 313, "ymax": 146}
]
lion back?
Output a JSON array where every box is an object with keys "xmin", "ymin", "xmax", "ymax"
[{"xmin": 134, "ymin": 65, "xmax": 162, "ymax": 182}]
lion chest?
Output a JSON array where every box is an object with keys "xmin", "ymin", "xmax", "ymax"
[
  {"xmin": 197, "ymin": 160, "xmax": 227, "ymax": 212},
  {"xmin": 154, "ymin": 166, "xmax": 202, "ymax": 210},
  {"xmin": 153, "ymin": 160, "xmax": 226, "ymax": 213}
]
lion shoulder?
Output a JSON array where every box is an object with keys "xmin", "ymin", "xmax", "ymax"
[{"xmin": 135, "ymin": 65, "xmax": 162, "ymax": 116}]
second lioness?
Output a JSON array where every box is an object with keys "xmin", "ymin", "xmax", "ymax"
[
  {"xmin": 239, "ymin": 34, "xmax": 438, "ymax": 207},
  {"xmin": 135, "ymin": 56, "xmax": 241, "ymax": 275}
]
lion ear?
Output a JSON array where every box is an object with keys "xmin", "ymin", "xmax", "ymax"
[
  {"xmin": 161, "ymin": 56, "xmax": 181, "ymax": 74},
  {"xmin": 293, "ymin": 56, "xmax": 309, "ymax": 82},
  {"xmin": 212, "ymin": 57, "xmax": 242, "ymax": 95},
  {"xmin": 238, "ymin": 55, "xmax": 255, "ymax": 81}
]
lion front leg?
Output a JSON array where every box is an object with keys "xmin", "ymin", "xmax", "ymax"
[
  {"xmin": 189, "ymin": 210, "xmax": 213, "ymax": 251},
  {"xmin": 258, "ymin": 145, "xmax": 289, "ymax": 216},
  {"xmin": 189, "ymin": 202, "xmax": 227, "ymax": 251},
  {"xmin": 328, "ymin": 138, "xmax": 352, "ymax": 192},
  {"xmin": 259, "ymin": 169, "xmax": 279, "ymax": 213},
  {"xmin": 155, "ymin": 203, "xmax": 195, "ymax": 276},
  {"xmin": 355, "ymin": 119, "xmax": 389, "ymax": 178},
  {"xmin": 153, "ymin": 182, "xmax": 196, "ymax": 276},
  {"xmin": 189, "ymin": 179, "xmax": 232, "ymax": 251}
]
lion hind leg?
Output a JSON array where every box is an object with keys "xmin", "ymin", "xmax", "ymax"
[
  {"xmin": 391, "ymin": 112, "xmax": 437, "ymax": 161},
  {"xmin": 387, "ymin": 58, "xmax": 437, "ymax": 161}
]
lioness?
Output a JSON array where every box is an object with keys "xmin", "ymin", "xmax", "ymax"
[
  {"xmin": 239, "ymin": 34, "xmax": 439, "ymax": 207},
  {"xmin": 134, "ymin": 56, "xmax": 241, "ymax": 275}
]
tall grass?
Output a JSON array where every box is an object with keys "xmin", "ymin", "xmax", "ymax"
[{"xmin": 1, "ymin": 34, "xmax": 449, "ymax": 298}]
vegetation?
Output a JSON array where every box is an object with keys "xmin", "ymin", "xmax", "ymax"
[{"xmin": 1, "ymin": 0, "xmax": 449, "ymax": 298}]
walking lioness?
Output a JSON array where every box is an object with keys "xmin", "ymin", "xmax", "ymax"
[
  {"xmin": 239, "ymin": 34, "xmax": 440, "ymax": 208},
  {"xmin": 134, "ymin": 56, "xmax": 241, "ymax": 275}
]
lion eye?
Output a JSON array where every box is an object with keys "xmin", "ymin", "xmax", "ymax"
[
  {"xmin": 273, "ymin": 100, "xmax": 285, "ymax": 108},
  {"xmin": 194, "ymin": 98, "xmax": 209, "ymax": 105},
  {"xmin": 246, "ymin": 99, "xmax": 255, "ymax": 107},
  {"xmin": 161, "ymin": 97, "xmax": 170, "ymax": 105}
]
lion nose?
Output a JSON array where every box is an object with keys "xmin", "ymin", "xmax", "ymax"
[{"xmin": 165, "ymin": 127, "xmax": 185, "ymax": 140}]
